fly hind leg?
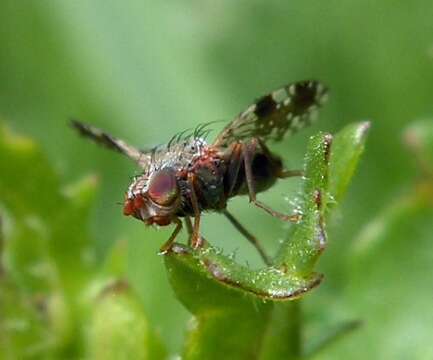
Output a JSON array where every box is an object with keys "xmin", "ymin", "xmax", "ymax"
[
  {"xmin": 223, "ymin": 209, "xmax": 271, "ymax": 265},
  {"xmin": 242, "ymin": 139, "xmax": 301, "ymax": 223},
  {"xmin": 159, "ymin": 218, "xmax": 183, "ymax": 254}
]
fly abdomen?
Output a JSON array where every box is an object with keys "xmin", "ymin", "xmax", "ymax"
[{"xmin": 250, "ymin": 152, "xmax": 283, "ymax": 192}]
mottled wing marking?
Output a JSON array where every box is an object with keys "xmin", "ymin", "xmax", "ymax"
[
  {"xmin": 213, "ymin": 80, "xmax": 328, "ymax": 146},
  {"xmin": 70, "ymin": 119, "xmax": 151, "ymax": 169}
]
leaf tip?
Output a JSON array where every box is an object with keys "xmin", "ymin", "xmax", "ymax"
[{"xmin": 355, "ymin": 121, "xmax": 371, "ymax": 142}]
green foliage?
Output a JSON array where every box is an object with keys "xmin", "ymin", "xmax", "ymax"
[
  {"xmin": 329, "ymin": 122, "xmax": 371, "ymax": 204},
  {"xmin": 2, "ymin": 1, "xmax": 433, "ymax": 358},
  {"xmin": 0, "ymin": 120, "xmax": 367, "ymax": 358},
  {"xmin": 0, "ymin": 125, "xmax": 166, "ymax": 359},
  {"xmin": 88, "ymin": 281, "xmax": 166, "ymax": 360},
  {"xmin": 334, "ymin": 120, "xmax": 433, "ymax": 360}
]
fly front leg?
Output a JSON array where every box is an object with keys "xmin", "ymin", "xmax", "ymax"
[
  {"xmin": 185, "ymin": 215, "xmax": 208, "ymax": 247},
  {"xmin": 242, "ymin": 139, "xmax": 301, "ymax": 223},
  {"xmin": 187, "ymin": 173, "xmax": 204, "ymax": 249},
  {"xmin": 159, "ymin": 217, "xmax": 183, "ymax": 254}
]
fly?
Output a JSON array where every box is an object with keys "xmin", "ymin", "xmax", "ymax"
[{"xmin": 71, "ymin": 80, "xmax": 328, "ymax": 264}]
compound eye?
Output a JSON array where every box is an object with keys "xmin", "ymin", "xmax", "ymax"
[{"xmin": 148, "ymin": 169, "xmax": 179, "ymax": 206}]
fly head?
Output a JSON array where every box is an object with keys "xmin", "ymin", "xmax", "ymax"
[{"xmin": 123, "ymin": 167, "xmax": 181, "ymax": 226}]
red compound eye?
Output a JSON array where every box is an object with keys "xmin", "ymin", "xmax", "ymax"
[{"xmin": 148, "ymin": 169, "xmax": 179, "ymax": 206}]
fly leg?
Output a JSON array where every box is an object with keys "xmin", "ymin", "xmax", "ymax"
[
  {"xmin": 188, "ymin": 173, "xmax": 204, "ymax": 249},
  {"xmin": 242, "ymin": 139, "xmax": 301, "ymax": 223},
  {"xmin": 184, "ymin": 216, "xmax": 194, "ymax": 244},
  {"xmin": 159, "ymin": 217, "xmax": 183, "ymax": 254},
  {"xmin": 223, "ymin": 144, "xmax": 270, "ymax": 263},
  {"xmin": 226, "ymin": 143, "xmax": 243, "ymax": 197},
  {"xmin": 223, "ymin": 209, "xmax": 271, "ymax": 265},
  {"xmin": 279, "ymin": 169, "xmax": 304, "ymax": 178},
  {"xmin": 185, "ymin": 215, "xmax": 208, "ymax": 248}
]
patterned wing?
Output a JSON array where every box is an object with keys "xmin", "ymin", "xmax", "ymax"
[
  {"xmin": 70, "ymin": 119, "xmax": 151, "ymax": 169},
  {"xmin": 213, "ymin": 80, "xmax": 328, "ymax": 147}
]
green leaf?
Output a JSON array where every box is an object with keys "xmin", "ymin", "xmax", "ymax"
[
  {"xmin": 328, "ymin": 122, "xmax": 370, "ymax": 203},
  {"xmin": 0, "ymin": 275, "xmax": 58, "ymax": 359},
  {"xmin": 274, "ymin": 132, "xmax": 332, "ymax": 275},
  {"xmin": 259, "ymin": 302, "xmax": 302, "ymax": 360},
  {"xmin": 0, "ymin": 123, "xmax": 90, "ymax": 357},
  {"xmin": 316, "ymin": 120, "xmax": 433, "ymax": 360},
  {"xmin": 0, "ymin": 125, "xmax": 60, "ymax": 219},
  {"xmin": 165, "ymin": 244, "xmax": 273, "ymax": 360},
  {"xmin": 0, "ymin": 124, "xmax": 164, "ymax": 358},
  {"xmin": 0, "ymin": 124, "xmax": 97, "ymax": 294},
  {"xmin": 86, "ymin": 280, "xmax": 167, "ymax": 360}
]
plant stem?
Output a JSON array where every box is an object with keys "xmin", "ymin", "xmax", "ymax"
[
  {"xmin": 259, "ymin": 300, "xmax": 302, "ymax": 360},
  {"xmin": 286, "ymin": 301, "xmax": 302, "ymax": 359}
]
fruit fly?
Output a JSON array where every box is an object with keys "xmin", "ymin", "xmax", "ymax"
[{"xmin": 71, "ymin": 80, "xmax": 328, "ymax": 264}]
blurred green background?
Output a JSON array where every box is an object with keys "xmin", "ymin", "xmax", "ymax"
[{"xmin": 1, "ymin": 1, "xmax": 433, "ymax": 358}]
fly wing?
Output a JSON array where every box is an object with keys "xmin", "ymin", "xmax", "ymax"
[
  {"xmin": 71, "ymin": 119, "xmax": 151, "ymax": 169},
  {"xmin": 213, "ymin": 80, "xmax": 328, "ymax": 147}
]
